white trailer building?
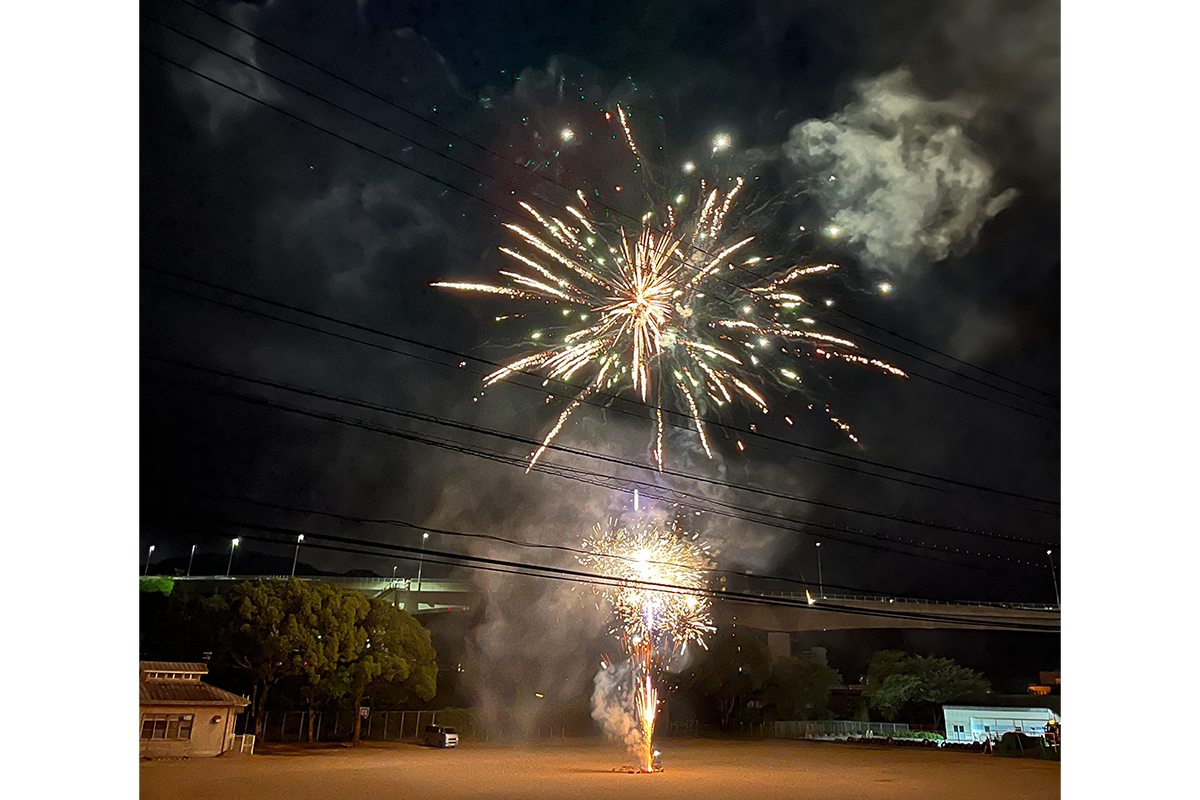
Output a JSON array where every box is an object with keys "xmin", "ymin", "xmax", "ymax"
[{"xmin": 943, "ymin": 705, "xmax": 1060, "ymax": 743}]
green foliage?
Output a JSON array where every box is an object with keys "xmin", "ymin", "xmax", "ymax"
[
  {"xmin": 863, "ymin": 650, "xmax": 990, "ymax": 723},
  {"xmin": 675, "ymin": 626, "xmax": 772, "ymax": 727},
  {"xmin": 337, "ymin": 599, "xmax": 438, "ymax": 743},
  {"xmin": 139, "ymin": 578, "xmax": 441, "ymax": 744},
  {"xmin": 892, "ymin": 730, "xmax": 945, "ymax": 740},
  {"xmin": 139, "ymin": 576, "xmax": 174, "ymax": 595},
  {"xmin": 761, "ymin": 656, "xmax": 843, "ymax": 721},
  {"xmin": 294, "ymin": 584, "xmax": 371, "ymax": 736}
]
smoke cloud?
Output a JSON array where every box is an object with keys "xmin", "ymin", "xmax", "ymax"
[
  {"xmin": 591, "ymin": 658, "xmax": 644, "ymax": 758},
  {"xmin": 783, "ymin": 68, "xmax": 1016, "ymax": 277}
]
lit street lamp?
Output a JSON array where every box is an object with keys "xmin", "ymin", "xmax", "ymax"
[
  {"xmin": 416, "ymin": 532, "xmax": 429, "ymax": 591},
  {"xmin": 291, "ymin": 534, "xmax": 305, "ymax": 578},
  {"xmin": 226, "ymin": 537, "xmax": 240, "ymax": 576},
  {"xmin": 144, "ymin": 545, "xmax": 156, "ymax": 576},
  {"xmin": 1047, "ymin": 549, "xmax": 1060, "ymax": 607},
  {"xmin": 186, "ymin": 544, "xmax": 196, "ymax": 577},
  {"xmin": 815, "ymin": 542, "xmax": 823, "ymax": 598},
  {"xmin": 392, "ymin": 565, "xmax": 398, "ymax": 581}
]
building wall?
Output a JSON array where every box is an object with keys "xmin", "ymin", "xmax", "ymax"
[
  {"xmin": 943, "ymin": 706, "xmax": 1060, "ymax": 743},
  {"xmin": 140, "ymin": 704, "xmax": 241, "ymax": 758}
]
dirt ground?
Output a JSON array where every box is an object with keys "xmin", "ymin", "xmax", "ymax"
[{"xmin": 140, "ymin": 738, "xmax": 1060, "ymax": 800}]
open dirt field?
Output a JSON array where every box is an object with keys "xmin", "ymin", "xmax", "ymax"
[{"xmin": 140, "ymin": 738, "xmax": 1059, "ymax": 800}]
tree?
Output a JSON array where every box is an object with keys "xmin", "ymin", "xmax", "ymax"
[
  {"xmin": 761, "ymin": 656, "xmax": 843, "ymax": 721},
  {"xmin": 334, "ymin": 599, "xmax": 438, "ymax": 745},
  {"xmin": 863, "ymin": 650, "xmax": 990, "ymax": 726},
  {"xmin": 675, "ymin": 626, "xmax": 772, "ymax": 728},
  {"xmin": 294, "ymin": 584, "xmax": 370, "ymax": 742},
  {"xmin": 221, "ymin": 579, "xmax": 316, "ymax": 740}
]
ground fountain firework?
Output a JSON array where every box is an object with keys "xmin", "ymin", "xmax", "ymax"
[
  {"xmin": 434, "ymin": 104, "xmax": 906, "ymax": 469},
  {"xmin": 580, "ymin": 518, "xmax": 714, "ymax": 772}
]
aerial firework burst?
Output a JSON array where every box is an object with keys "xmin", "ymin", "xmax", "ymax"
[
  {"xmin": 581, "ymin": 518, "xmax": 714, "ymax": 772},
  {"xmin": 434, "ymin": 105, "xmax": 906, "ymax": 468}
]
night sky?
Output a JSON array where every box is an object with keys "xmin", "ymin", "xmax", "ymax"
[{"xmin": 140, "ymin": 0, "xmax": 1060, "ymax": 611}]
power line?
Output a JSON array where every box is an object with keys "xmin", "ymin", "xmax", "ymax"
[
  {"xmin": 168, "ymin": 486, "xmax": 1052, "ymax": 604},
  {"xmin": 142, "ymin": 267, "xmax": 1059, "ymax": 512},
  {"xmin": 144, "ymin": 354, "xmax": 1054, "ymax": 550},
  {"xmin": 830, "ymin": 306, "xmax": 1060, "ymax": 400},
  {"xmin": 142, "ymin": 362, "xmax": 1056, "ymax": 582},
  {"xmin": 143, "ymin": 18, "xmax": 1060, "ymax": 424},
  {"xmin": 151, "ymin": 513, "xmax": 1060, "ymax": 631}
]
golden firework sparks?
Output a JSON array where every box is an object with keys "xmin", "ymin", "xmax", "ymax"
[
  {"xmin": 581, "ymin": 518, "xmax": 714, "ymax": 772},
  {"xmin": 433, "ymin": 105, "xmax": 905, "ymax": 467}
]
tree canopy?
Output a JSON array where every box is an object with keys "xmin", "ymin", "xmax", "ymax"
[
  {"xmin": 142, "ymin": 579, "xmax": 439, "ymax": 743},
  {"xmin": 674, "ymin": 625, "xmax": 772, "ymax": 728},
  {"xmin": 863, "ymin": 650, "xmax": 990, "ymax": 724},
  {"xmin": 760, "ymin": 655, "xmax": 843, "ymax": 721}
]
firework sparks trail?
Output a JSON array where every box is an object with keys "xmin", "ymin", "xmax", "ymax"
[
  {"xmin": 581, "ymin": 518, "xmax": 714, "ymax": 771},
  {"xmin": 433, "ymin": 105, "xmax": 906, "ymax": 466}
]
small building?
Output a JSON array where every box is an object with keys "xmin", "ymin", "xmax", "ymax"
[
  {"xmin": 944, "ymin": 703, "xmax": 1060, "ymax": 743},
  {"xmin": 139, "ymin": 661, "xmax": 250, "ymax": 757}
]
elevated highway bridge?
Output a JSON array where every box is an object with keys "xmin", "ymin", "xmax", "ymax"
[{"xmin": 167, "ymin": 576, "xmax": 1059, "ymax": 633}]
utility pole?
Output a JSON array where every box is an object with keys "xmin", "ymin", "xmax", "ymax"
[
  {"xmin": 186, "ymin": 544, "xmax": 196, "ymax": 577},
  {"xmin": 143, "ymin": 545, "xmax": 156, "ymax": 576}
]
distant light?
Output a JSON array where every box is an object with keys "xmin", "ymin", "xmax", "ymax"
[
  {"xmin": 742, "ymin": 305, "xmax": 752, "ymax": 314},
  {"xmin": 560, "ymin": 127, "xmax": 575, "ymax": 142},
  {"xmin": 534, "ymin": 693, "xmax": 544, "ymax": 698},
  {"xmin": 824, "ymin": 299, "xmax": 834, "ymax": 307},
  {"xmin": 711, "ymin": 132, "xmax": 732, "ymax": 153},
  {"xmin": 297, "ymin": 534, "xmax": 305, "ymax": 542},
  {"xmin": 758, "ymin": 338, "xmax": 769, "ymax": 348},
  {"xmin": 878, "ymin": 282, "xmax": 893, "ymax": 294},
  {"xmin": 674, "ymin": 193, "xmax": 685, "ymax": 205},
  {"xmin": 614, "ymin": 185, "xmax": 623, "ymax": 192},
  {"xmin": 423, "ymin": 532, "xmax": 430, "ymax": 540},
  {"xmin": 682, "ymin": 161, "xmax": 696, "ymax": 174},
  {"xmin": 232, "ymin": 538, "xmax": 240, "ymax": 547},
  {"xmin": 824, "ymin": 224, "xmax": 842, "ymax": 238},
  {"xmin": 148, "ymin": 545, "xmax": 155, "ymax": 553}
]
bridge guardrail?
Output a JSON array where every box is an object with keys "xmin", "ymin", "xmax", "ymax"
[{"xmin": 754, "ymin": 591, "xmax": 1057, "ymax": 611}]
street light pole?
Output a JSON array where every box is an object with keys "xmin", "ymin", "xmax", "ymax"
[
  {"xmin": 815, "ymin": 542, "xmax": 823, "ymax": 598},
  {"xmin": 1047, "ymin": 549, "xmax": 1060, "ymax": 607},
  {"xmin": 291, "ymin": 534, "xmax": 305, "ymax": 578},
  {"xmin": 186, "ymin": 544, "xmax": 196, "ymax": 577},
  {"xmin": 416, "ymin": 532, "xmax": 429, "ymax": 591},
  {"xmin": 226, "ymin": 537, "xmax": 240, "ymax": 577},
  {"xmin": 144, "ymin": 545, "xmax": 156, "ymax": 576}
]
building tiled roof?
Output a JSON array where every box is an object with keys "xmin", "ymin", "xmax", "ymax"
[
  {"xmin": 140, "ymin": 681, "xmax": 250, "ymax": 707},
  {"xmin": 140, "ymin": 661, "xmax": 208, "ymax": 674}
]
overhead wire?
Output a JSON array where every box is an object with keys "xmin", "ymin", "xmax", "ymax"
[
  {"xmin": 143, "ymin": 10, "xmax": 1061, "ymax": 423},
  {"xmin": 141, "ymin": 268, "xmax": 1060, "ymax": 514},
  {"xmin": 143, "ymin": 353, "xmax": 1054, "ymax": 551},
  {"xmin": 150, "ymin": 514, "xmax": 1060, "ymax": 630}
]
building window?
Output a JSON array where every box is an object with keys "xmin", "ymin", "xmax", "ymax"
[{"xmin": 141, "ymin": 714, "xmax": 194, "ymax": 740}]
